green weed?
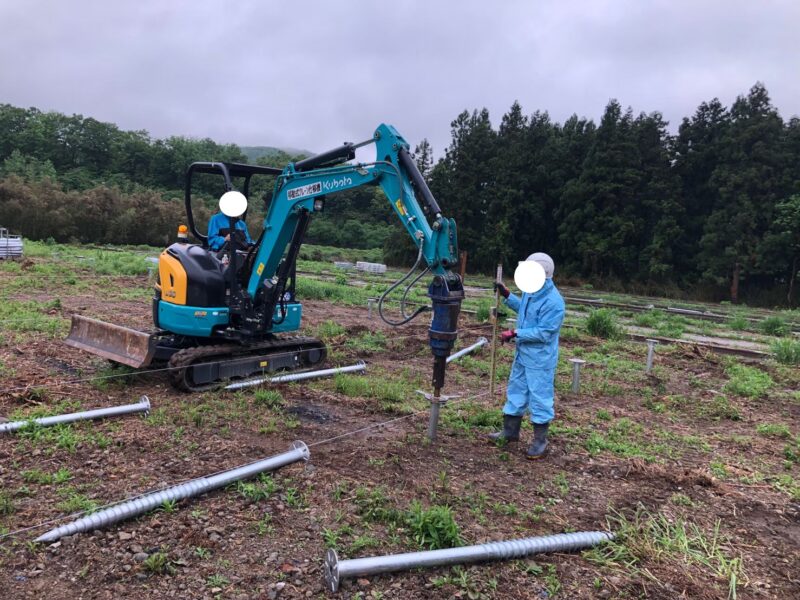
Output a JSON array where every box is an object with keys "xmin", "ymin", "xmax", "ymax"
[
  {"xmin": 724, "ymin": 364, "xmax": 773, "ymax": 398},
  {"xmin": 143, "ymin": 550, "xmax": 176, "ymax": 575},
  {"xmin": 771, "ymin": 339, "xmax": 800, "ymax": 364},
  {"xmin": 586, "ymin": 506, "xmax": 745, "ymax": 599},
  {"xmin": 406, "ymin": 501, "xmax": 462, "ymax": 550},
  {"xmin": 759, "ymin": 316, "xmax": 789, "ymax": 337},
  {"xmin": 206, "ymin": 574, "xmax": 229, "ymax": 588},
  {"xmin": 585, "ymin": 309, "xmax": 623, "ymax": 340},
  {"xmin": 756, "ymin": 423, "xmax": 792, "ymax": 439},
  {"xmin": 316, "ymin": 320, "xmax": 346, "ymax": 339},
  {"xmin": 253, "ymin": 389, "xmax": 284, "ymax": 409}
]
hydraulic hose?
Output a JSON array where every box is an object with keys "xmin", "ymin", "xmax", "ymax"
[{"xmin": 378, "ymin": 243, "xmax": 430, "ymax": 326}]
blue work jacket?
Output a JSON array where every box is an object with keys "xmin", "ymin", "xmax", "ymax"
[
  {"xmin": 504, "ymin": 279, "xmax": 565, "ymax": 370},
  {"xmin": 207, "ymin": 213, "xmax": 253, "ymax": 251}
]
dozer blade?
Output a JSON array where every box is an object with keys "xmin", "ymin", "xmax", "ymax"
[{"xmin": 65, "ymin": 315, "xmax": 156, "ymax": 368}]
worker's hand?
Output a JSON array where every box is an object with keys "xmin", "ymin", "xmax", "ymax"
[
  {"xmin": 494, "ymin": 282, "xmax": 510, "ymax": 298},
  {"xmin": 224, "ymin": 234, "xmax": 231, "ymax": 242},
  {"xmin": 499, "ymin": 329, "xmax": 516, "ymax": 344}
]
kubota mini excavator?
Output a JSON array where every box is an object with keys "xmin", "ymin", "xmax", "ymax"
[{"xmin": 66, "ymin": 124, "xmax": 464, "ymax": 393}]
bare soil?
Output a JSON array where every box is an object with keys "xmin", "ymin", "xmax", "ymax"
[{"xmin": 0, "ymin": 273, "xmax": 798, "ymax": 599}]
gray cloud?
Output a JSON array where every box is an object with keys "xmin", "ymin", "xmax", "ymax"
[{"xmin": 1, "ymin": 0, "xmax": 798, "ymax": 157}]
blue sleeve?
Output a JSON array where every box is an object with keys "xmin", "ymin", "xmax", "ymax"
[
  {"xmin": 516, "ymin": 296, "xmax": 565, "ymax": 344},
  {"xmin": 207, "ymin": 214, "xmax": 225, "ymax": 251},
  {"xmin": 242, "ymin": 221, "xmax": 253, "ymax": 244},
  {"xmin": 504, "ymin": 293, "xmax": 521, "ymax": 313}
]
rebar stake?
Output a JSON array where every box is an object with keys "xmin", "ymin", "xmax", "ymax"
[
  {"xmin": 568, "ymin": 358, "xmax": 586, "ymax": 393},
  {"xmin": 645, "ymin": 339, "xmax": 658, "ymax": 374},
  {"xmin": 324, "ymin": 531, "xmax": 614, "ymax": 593}
]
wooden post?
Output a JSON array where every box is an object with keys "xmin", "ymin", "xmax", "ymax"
[
  {"xmin": 489, "ymin": 264, "xmax": 503, "ymax": 397},
  {"xmin": 459, "ymin": 250, "xmax": 468, "ymax": 281}
]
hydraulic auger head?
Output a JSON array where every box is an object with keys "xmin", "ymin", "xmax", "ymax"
[{"xmin": 428, "ymin": 274, "xmax": 464, "ymax": 395}]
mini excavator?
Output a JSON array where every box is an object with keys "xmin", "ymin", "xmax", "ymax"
[{"xmin": 66, "ymin": 124, "xmax": 464, "ymax": 394}]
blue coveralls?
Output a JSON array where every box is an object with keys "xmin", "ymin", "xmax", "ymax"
[
  {"xmin": 207, "ymin": 213, "xmax": 253, "ymax": 251},
  {"xmin": 503, "ymin": 279, "xmax": 566, "ymax": 424}
]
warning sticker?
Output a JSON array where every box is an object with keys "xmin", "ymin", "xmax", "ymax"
[
  {"xmin": 287, "ymin": 182, "xmax": 322, "ymax": 200},
  {"xmin": 395, "ymin": 199, "xmax": 407, "ymax": 216}
]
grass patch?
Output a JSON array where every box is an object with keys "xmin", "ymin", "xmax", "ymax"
[
  {"xmin": 21, "ymin": 468, "xmax": 72, "ymax": 485},
  {"xmin": 585, "ymin": 309, "xmax": 623, "ymax": 340},
  {"xmin": 316, "ymin": 320, "xmax": 346, "ymax": 339},
  {"xmin": 698, "ymin": 395, "xmax": 740, "ymax": 421},
  {"xmin": 756, "ymin": 423, "xmax": 792, "ymax": 439},
  {"xmin": 345, "ymin": 330, "xmax": 387, "ymax": 353},
  {"xmin": 585, "ymin": 506, "xmax": 745, "ymax": 599},
  {"xmin": 333, "ymin": 373, "xmax": 413, "ymax": 409},
  {"xmin": 252, "ymin": 389, "xmax": 284, "ymax": 409},
  {"xmin": 723, "ymin": 363, "xmax": 773, "ymax": 398},
  {"xmin": 759, "ymin": 316, "xmax": 789, "ymax": 337},
  {"xmin": 771, "ymin": 339, "xmax": 800, "ymax": 365},
  {"xmin": 584, "ymin": 418, "xmax": 670, "ymax": 462}
]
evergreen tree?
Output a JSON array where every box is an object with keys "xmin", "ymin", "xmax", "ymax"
[{"xmin": 698, "ymin": 83, "xmax": 792, "ymax": 301}]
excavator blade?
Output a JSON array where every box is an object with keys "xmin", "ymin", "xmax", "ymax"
[{"xmin": 65, "ymin": 315, "xmax": 156, "ymax": 368}]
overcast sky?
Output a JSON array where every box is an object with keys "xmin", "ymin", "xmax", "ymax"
[{"xmin": 1, "ymin": 0, "xmax": 798, "ymax": 158}]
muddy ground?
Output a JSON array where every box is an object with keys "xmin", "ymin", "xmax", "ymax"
[{"xmin": 0, "ymin": 267, "xmax": 799, "ymax": 599}]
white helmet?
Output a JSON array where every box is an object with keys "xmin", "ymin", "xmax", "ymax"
[{"xmin": 526, "ymin": 252, "xmax": 554, "ymax": 279}]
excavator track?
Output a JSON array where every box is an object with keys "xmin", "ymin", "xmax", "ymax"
[{"xmin": 168, "ymin": 336, "xmax": 327, "ymax": 392}]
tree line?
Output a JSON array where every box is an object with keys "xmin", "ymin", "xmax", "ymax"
[
  {"xmin": 420, "ymin": 83, "xmax": 799, "ymax": 305},
  {"xmin": 0, "ymin": 84, "xmax": 798, "ymax": 305}
]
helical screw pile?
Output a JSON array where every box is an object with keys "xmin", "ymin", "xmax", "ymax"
[
  {"xmin": 35, "ymin": 441, "xmax": 309, "ymax": 543},
  {"xmin": 324, "ymin": 531, "xmax": 614, "ymax": 592}
]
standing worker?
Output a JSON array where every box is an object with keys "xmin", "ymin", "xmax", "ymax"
[{"xmin": 489, "ymin": 252, "xmax": 565, "ymax": 459}]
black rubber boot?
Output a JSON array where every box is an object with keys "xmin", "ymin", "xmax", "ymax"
[
  {"xmin": 526, "ymin": 423, "xmax": 550, "ymax": 459},
  {"xmin": 487, "ymin": 414, "xmax": 522, "ymax": 446}
]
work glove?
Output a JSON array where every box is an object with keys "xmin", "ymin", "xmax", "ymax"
[
  {"xmin": 494, "ymin": 282, "xmax": 510, "ymax": 298},
  {"xmin": 499, "ymin": 329, "xmax": 516, "ymax": 344}
]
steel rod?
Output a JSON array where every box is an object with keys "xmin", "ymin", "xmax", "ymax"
[
  {"xmin": 324, "ymin": 531, "xmax": 614, "ymax": 592},
  {"xmin": 427, "ymin": 393, "xmax": 441, "ymax": 441},
  {"xmin": 569, "ymin": 359, "xmax": 586, "ymax": 394},
  {"xmin": 0, "ymin": 396, "xmax": 151, "ymax": 434},
  {"xmin": 446, "ymin": 337, "xmax": 488, "ymax": 363},
  {"xmin": 34, "ymin": 441, "xmax": 310, "ymax": 543},
  {"xmin": 225, "ymin": 362, "xmax": 366, "ymax": 390},
  {"xmin": 645, "ymin": 339, "xmax": 658, "ymax": 373}
]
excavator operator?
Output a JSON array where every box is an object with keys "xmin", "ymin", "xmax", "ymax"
[{"xmin": 207, "ymin": 210, "xmax": 253, "ymax": 251}]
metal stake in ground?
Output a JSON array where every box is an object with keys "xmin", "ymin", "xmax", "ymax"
[
  {"xmin": 488, "ymin": 264, "xmax": 503, "ymax": 397},
  {"xmin": 645, "ymin": 339, "xmax": 658, "ymax": 374},
  {"xmin": 34, "ymin": 441, "xmax": 310, "ymax": 543},
  {"xmin": 417, "ymin": 390, "xmax": 458, "ymax": 441},
  {"xmin": 569, "ymin": 358, "xmax": 586, "ymax": 393},
  {"xmin": 0, "ymin": 396, "xmax": 151, "ymax": 434},
  {"xmin": 324, "ymin": 531, "xmax": 614, "ymax": 593}
]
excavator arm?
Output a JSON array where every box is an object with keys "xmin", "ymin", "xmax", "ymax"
[{"xmin": 248, "ymin": 123, "xmax": 463, "ymax": 394}]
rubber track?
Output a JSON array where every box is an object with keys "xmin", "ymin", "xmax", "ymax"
[{"xmin": 168, "ymin": 336, "xmax": 326, "ymax": 392}]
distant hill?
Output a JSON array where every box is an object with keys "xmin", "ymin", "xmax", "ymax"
[{"xmin": 239, "ymin": 146, "xmax": 312, "ymax": 163}]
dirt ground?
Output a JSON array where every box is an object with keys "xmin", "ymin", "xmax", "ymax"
[{"xmin": 1, "ymin": 270, "xmax": 799, "ymax": 599}]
